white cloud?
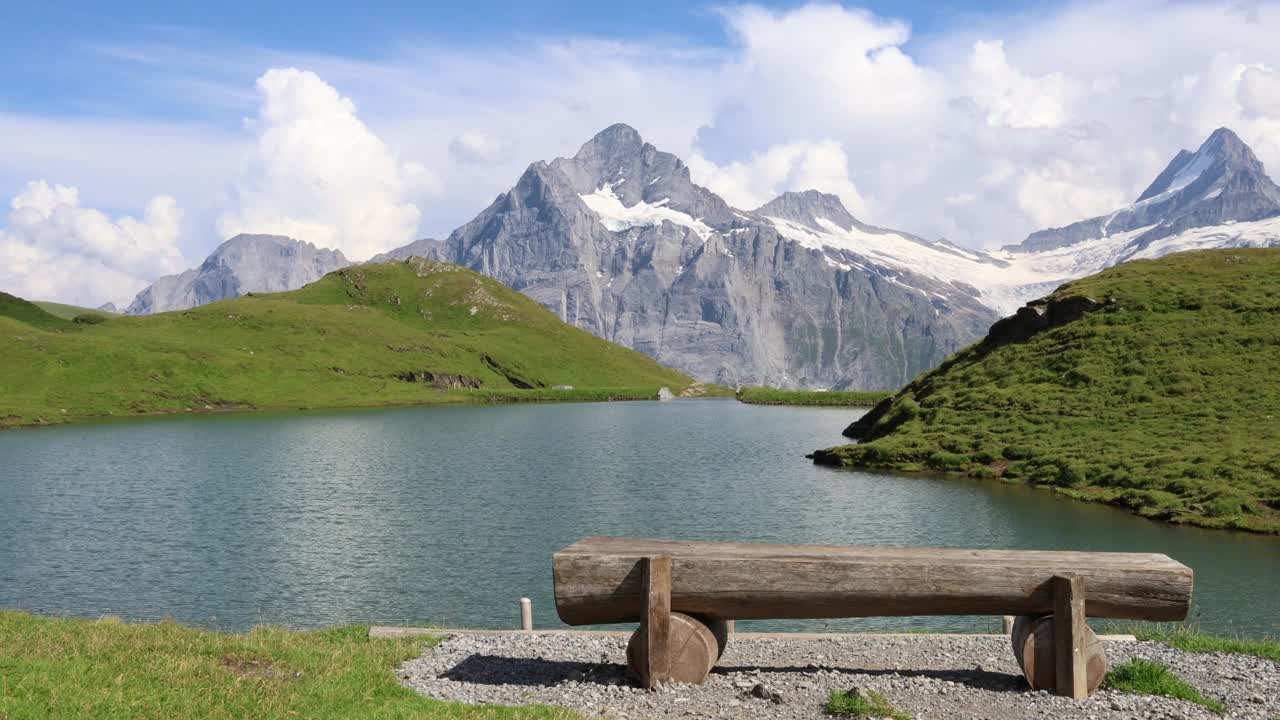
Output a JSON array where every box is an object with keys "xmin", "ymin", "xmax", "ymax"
[
  {"xmin": 0, "ymin": 181, "xmax": 186, "ymax": 306},
  {"xmin": 216, "ymin": 68, "xmax": 436, "ymax": 260},
  {"xmin": 967, "ymin": 40, "xmax": 1068, "ymax": 130},
  {"xmin": 689, "ymin": 140, "xmax": 867, "ymax": 216},
  {"xmin": 8, "ymin": 0, "xmax": 1280, "ymax": 265},
  {"xmin": 449, "ymin": 129, "xmax": 508, "ymax": 165}
]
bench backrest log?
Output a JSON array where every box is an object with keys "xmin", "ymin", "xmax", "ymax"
[{"xmin": 552, "ymin": 537, "xmax": 1193, "ymax": 626}]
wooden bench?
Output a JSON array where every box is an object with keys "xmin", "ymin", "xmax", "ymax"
[{"xmin": 552, "ymin": 537, "xmax": 1194, "ymax": 699}]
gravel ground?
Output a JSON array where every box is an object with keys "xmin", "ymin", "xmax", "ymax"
[{"xmin": 398, "ymin": 632, "xmax": 1279, "ymax": 719}]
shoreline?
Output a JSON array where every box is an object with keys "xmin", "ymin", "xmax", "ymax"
[
  {"xmin": 810, "ymin": 450, "xmax": 1280, "ymax": 537},
  {"xmin": 0, "ymin": 387, "xmax": 690, "ymax": 432},
  {"xmin": 735, "ymin": 387, "xmax": 892, "ymax": 407}
]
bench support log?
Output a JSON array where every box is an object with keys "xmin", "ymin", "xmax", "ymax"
[
  {"xmin": 1053, "ymin": 575, "xmax": 1089, "ymax": 700},
  {"xmin": 643, "ymin": 556, "xmax": 672, "ymax": 687},
  {"xmin": 626, "ymin": 557, "xmax": 721, "ymax": 688}
]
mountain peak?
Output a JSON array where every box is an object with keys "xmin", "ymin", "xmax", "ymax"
[
  {"xmin": 1009, "ymin": 126, "xmax": 1280, "ymax": 254},
  {"xmin": 756, "ymin": 190, "xmax": 857, "ymax": 231},
  {"xmin": 1135, "ymin": 126, "xmax": 1267, "ymax": 203},
  {"xmin": 574, "ymin": 123, "xmax": 646, "ymax": 163},
  {"xmin": 1203, "ymin": 126, "xmax": 1246, "ymax": 153}
]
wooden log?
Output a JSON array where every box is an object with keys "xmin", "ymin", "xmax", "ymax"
[
  {"xmin": 698, "ymin": 616, "xmax": 731, "ymax": 660},
  {"xmin": 1053, "ymin": 575, "xmax": 1089, "ymax": 699},
  {"xmin": 1011, "ymin": 615, "xmax": 1105, "ymax": 696},
  {"xmin": 640, "ymin": 556, "xmax": 672, "ymax": 688},
  {"xmin": 626, "ymin": 612, "xmax": 719, "ymax": 686},
  {"xmin": 553, "ymin": 537, "xmax": 1194, "ymax": 625}
]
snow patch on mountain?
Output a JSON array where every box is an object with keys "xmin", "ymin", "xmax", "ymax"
[{"xmin": 579, "ymin": 181, "xmax": 715, "ymax": 242}]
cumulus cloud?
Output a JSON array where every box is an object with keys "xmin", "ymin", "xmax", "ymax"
[
  {"xmin": 691, "ymin": 0, "xmax": 1280, "ymax": 246},
  {"xmin": 449, "ymin": 129, "xmax": 508, "ymax": 165},
  {"xmin": 10, "ymin": 0, "xmax": 1280, "ymax": 262},
  {"xmin": 0, "ymin": 181, "xmax": 186, "ymax": 306},
  {"xmin": 689, "ymin": 140, "xmax": 867, "ymax": 216},
  {"xmin": 967, "ymin": 40, "xmax": 1069, "ymax": 130},
  {"xmin": 216, "ymin": 68, "xmax": 436, "ymax": 260}
]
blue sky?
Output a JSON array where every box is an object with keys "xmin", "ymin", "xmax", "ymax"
[
  {"xmin": 2, "ymin": 1, "xmax": 1278, "ymax": 307},
  {"xmin": 3, "ymin": 1, "xmax": 1054, "ymax": 119}
]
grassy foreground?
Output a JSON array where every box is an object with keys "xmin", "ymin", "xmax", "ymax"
[
  {"xmin": 813, "ymin": 249, "xmax": 1280, "ymax": 533},
  {"xmin": 0, "ymin": 258, "xmax": 694, "ymax": 429},
  {"xmin": 825, "ymin": 688, "xmax": 909, "ymax": 719},
  {"xmin": 1103, "ymin": 659, "xmax": 1226, "ymax": 714},
  {"xmin": 0, "ymin": 611, "xmax": 576, "ymax": 720},
  {"xmin": 736, "ymin": 387, "xmax": 892, "ymax": 407},
  {"xmin": 1132, "ymin": 625, "xmax": 1280, "ymax": 662}
]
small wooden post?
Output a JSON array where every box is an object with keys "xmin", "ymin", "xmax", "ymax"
[
  {"xmin": 1052, "ymin": 574, "xmax": 1088, "ymax": 700},
  {"xmin": 1002, "ymin": 615, "xmax": 1015, "ymax": 635},
  {"xmin": 642, "ymin": 556, "xmax": 673, "ymax": 688},
  {"xmin": 519, "ymin": 597, "xmax": 533, "ymax": 632}
]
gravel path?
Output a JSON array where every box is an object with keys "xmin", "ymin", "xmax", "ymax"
[{"xmin": 398, "ymin": 632, "xmax": 1278, "ymax": 719}]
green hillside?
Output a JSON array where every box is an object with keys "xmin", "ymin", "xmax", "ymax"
[
  {"xmin": 33, "ymin": 300, "xmax": 119, "ymax": 321},
  {"xmin": 812, "ymin": 249, "xmax": 1280, "ymax": 533},
  {"xmin": 0, "ymin": 258, "xmax": 693, "ymax": 428}
]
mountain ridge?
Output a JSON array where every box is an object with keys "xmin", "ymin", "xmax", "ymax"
[
  {"xmin": 436, "ymin": 123, "xmax": 997, "ymax": 389},
  {"xmin": 126, "ymin": 234, "xmax": 350, "ymax": 315},
  {"xmin": 108, "ymin": 124, "xmax": 1280, "ymax": 389}
]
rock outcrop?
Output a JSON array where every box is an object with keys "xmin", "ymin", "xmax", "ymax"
[{"xmin": 126, "ymin": 234, "xmax": 349, "ymax": 314}]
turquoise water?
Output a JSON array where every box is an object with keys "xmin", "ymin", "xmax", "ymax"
[{"xmin": 0, "ymin": 399, "xmax": 1275, "ymax": 636}]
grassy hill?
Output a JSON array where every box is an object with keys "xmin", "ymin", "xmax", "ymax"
[
  {"xmin": 812, "ymin": 249, "xmax": 1280, "ymax": 533},
  {"xmin": 0, "ymin": 258, "xmax": 694, "ymax": 428},
  {"xmin": 32, "ymin": 300, "xmax": 118, "ymax": 321}
]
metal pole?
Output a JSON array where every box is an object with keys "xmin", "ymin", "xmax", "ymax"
[{"xmin": 520, "ymin": 597, "xmax": 533, "ymax": 632}]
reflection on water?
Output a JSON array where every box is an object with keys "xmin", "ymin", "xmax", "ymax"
[{"xmin": 1, "ymin": 399, "xmax": 1275, "ymax": 636}]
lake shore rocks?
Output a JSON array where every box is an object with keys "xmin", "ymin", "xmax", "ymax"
[{"xmin": 398, "ymin": 631, "xmax": 1278, "ymax": 719}]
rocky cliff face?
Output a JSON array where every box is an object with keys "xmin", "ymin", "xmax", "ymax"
[
  {"xmin": 126, "ymin": 234, "xmax": 349, "ymax": 314},
  {"xmin": 429, "ymin": 124, "xmax": 997, "ymax": 389}
]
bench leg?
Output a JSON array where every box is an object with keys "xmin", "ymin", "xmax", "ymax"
[
  {"xmin": 1052, "ymin": 574, "xmax": 1089, "ymax": 700},
  {"xmin": 642, "ymin": 556, "xmax": 673, "ymax": 688},
  {"xmin": 625, "ymin": 556, "xmax": 720, "ymax": 688}
]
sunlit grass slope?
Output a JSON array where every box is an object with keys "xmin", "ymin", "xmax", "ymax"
[
  {"xmin": 0, "ymin": 611, "xmax": 576, "ymax": 719},
  {"xmin": 0, "ymin": 258, "xmax": 693, "ymax": 428},
  {"xmin": 813, "ymin": 249, "xmax": 1280, "ymax": 533}
]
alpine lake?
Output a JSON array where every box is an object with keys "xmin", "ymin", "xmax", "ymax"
[{"xmin": 1, "ymin": 399, "xmax": 1275, "ymax": 637}]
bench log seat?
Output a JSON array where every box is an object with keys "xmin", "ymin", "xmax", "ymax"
[{"xmin": 551, "ymin": 537, "xmax": 1194, "ymax": 698}]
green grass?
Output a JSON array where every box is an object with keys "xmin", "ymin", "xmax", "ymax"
[
  {"xmin": 736, "ymin": 387, "xmax": 892, "ymax": 407},
  {"xmin": 812, "ymin": 249, "xmax": 1280, "ymax": 533},
  {"xmin": 32, "ymin": 301, "xmax": 118, "ymax": 321},
  {"xmin": 1130, "ymin": 625, "xmax": 1280, "ymax": 662},
  {"xmin": 0, "ymin": 610, "xmax": 576, "ymax": 719},
  {"xmin": 825, "ymin": 688, "xmax": 910, "ymax": 719},
  {"xmin": 1102, "ymin": 659, "xmax": 1226, "ymax": 714},
  {"xmin": 0, "ymin": 258, "xmax": 695, "ymax": 429}
]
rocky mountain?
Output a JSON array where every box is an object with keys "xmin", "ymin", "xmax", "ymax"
[
  {"xmin": 414, "ymin": 124, "xmax": 999, "ymax": 389},
  {"xmin": 116, "ymin": 125, "xmax": 1280, "ymax": 389},
  {"xmin": 367, "ymin": 238, "xmax": 446, "ymax": 264},
  {"xmin": 126, "ymin": 234, "xmax": 349, "ymax": 315},
  {"xmin": 983, "ymin": 128, "xmax": 1280, "ymax": 311},
  {"xmin": 95, "ymin": 302, "xmax": 119, "ymax": 313}
]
